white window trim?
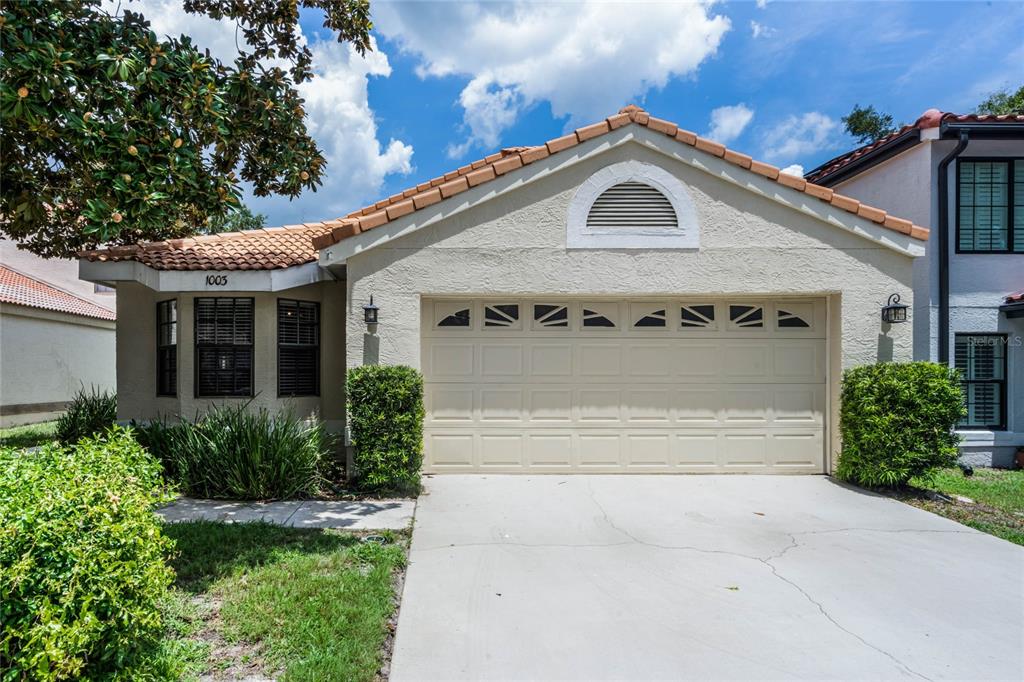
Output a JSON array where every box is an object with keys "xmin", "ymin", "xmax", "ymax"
[{"xmin": 566, "ymin": 160, "xmax": 699, "ymax": 249}]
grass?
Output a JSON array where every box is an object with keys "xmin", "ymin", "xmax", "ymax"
[
  {"xmin": 148, "ymin": 521, "xmax": 407, "ymax": 681},
  {"xmin": 899, "ymin": 467, "xmax": 1024, "ymax": 546},
  {"xmin": 0, "ymin": 421, "xmax": 57, "ymax": 449}
]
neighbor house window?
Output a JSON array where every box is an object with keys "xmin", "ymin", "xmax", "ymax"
[
  {"xmin": 957, "ymin": 159, "xmax": 1023, "ymax": 253},
  {"xmin": 195, "ymin": 297, "xmax": 254, "ymax": 397},
  {"xmin": 156, "ymin": 299, "xmax": 177, "ymax": 396},
  {"xmin": 954, "ymin": 334, "xmax": 1007, "ymax": 430},
  {"xmin": 277, "ymin": 299, "xmax": 319, "ymax": 397}
]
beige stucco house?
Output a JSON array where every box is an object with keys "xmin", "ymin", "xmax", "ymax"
[
  {"xmin": 1, "ymin": 239, "xmax": 116, "ymax": 427},
  {"xmin": 79, "ymin": 106, "xmax": 929, "ymax": 474}
]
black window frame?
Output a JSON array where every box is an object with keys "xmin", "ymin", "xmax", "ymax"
[
  {"xmin": 156, "ymin": 299, "xmax": 178, "ymax": 397},
  {"xmin": 277, "ymin": 298, "xmax": 320, "ymax": 398},
  {"xmin": 194, "ymin": 297, "xmax": 255, "ymax": 398},
  {"xmin": 954, "ymin": 333, "xmax": 1008, "ymax": 431},
  {"xmin": 955, "ymin": 157, "xmax": 1023, "ymax": 254}
]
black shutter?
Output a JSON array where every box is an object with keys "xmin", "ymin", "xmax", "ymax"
[{"xmin": 278, "ymin": 299, "xmax": 320, "ymax": 396}]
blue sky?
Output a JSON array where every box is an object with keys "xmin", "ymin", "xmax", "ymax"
[{"xmin": 140, "ymin": 0, "xmax": 1024, "ymax": 226}]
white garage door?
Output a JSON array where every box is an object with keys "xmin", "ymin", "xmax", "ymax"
[{"xmin": 422, "ymin": 298, "xmax": 827, "ymax": 474}]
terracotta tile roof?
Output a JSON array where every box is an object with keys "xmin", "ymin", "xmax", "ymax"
[
  {"xmin": 0, "ymin": 265, "xmax": 116, "ymax": 320},
  {"xmin": 805, "ymin": 109, "xmax": 1024, "ymax": 184},
  {"xmin": 79, "ymin": 223, "xmax": 334, "ymax": 271},
  {"xmin": 80, "ymin": 105, "xmax": 930, "ymax": 271}
]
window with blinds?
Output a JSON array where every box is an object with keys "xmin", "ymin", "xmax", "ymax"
[
  {"xmin": 156, "ymin": 299, "xmax": 177, "ymax": 396},
  {"xmin": 957, "ymin": 159, "xmax": 1023, "ymax": 253},
  {"xmin": 955, "ymin": 334, "xmax": 1007, "ymax": 430},
  {"xmin": 586, "ymin": 181, "xmax": 678, "ymax": 231},
  {"xmin": 278, "ymin": 299, "xmax": 320, "ymax": 397},
  {"xmin": 194, "ymin": 297, "xmax": 254, "ymax": 397}
]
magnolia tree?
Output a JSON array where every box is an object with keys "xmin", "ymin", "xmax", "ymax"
[{"xmin": 0, "ymin": 0, "xmax": 371, "ymax": 257}]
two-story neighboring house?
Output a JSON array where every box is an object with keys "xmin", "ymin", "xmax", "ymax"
[{"xmin": 807, "ymin": 110, "xmax": 1024, "ymax": 467}]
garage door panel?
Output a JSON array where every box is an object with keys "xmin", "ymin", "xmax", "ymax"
[
  {"xmin": 429, "ymin": 343, "xmax": 475, "ymax": 379},
  {"xmin": 426, "ymin": 387, "xmax": 475, "ymax": 423},
  {"xmin": 673, "ymin": 433, "xmax": 719, "ymax": 468},
  {"xmin": 722, "ymin": 388, "xmax": 772, "ymax": 423},
  {"xmin": 768, "ymin": 432, "xmax": 822, "ymax": 468},
  {"xmin": 774, "ymin": 387, "xmax": 824, "ymax": 425},
  {"xmin": 528, "ymin": 433, "xmax": 573, "ymax": 466},
  {"xmin": 578, "ymin": 433, "xmax": 622, "ymax": 467},
  {"xmin": 674, "ymin": 388, "xmax": 720, "ymax": 423},
  {"xmin": 480, "ymin": 344, "xmax": 523, "ymax": 377},
  {"xmin": 479, "ymin": 434, "xmax": 525, "ymax": 467},
  {"xmin": 674, "ymin": 344, "xmax": 722, "ymax": 378},
  {"xmin": 528, "ymin": 389, "xmax": 573, "ymax": 422},
  {"xmin": 423, "ymin": 298, "xmax": 826, "ymax": 474},
  {"xmin": 774, "ymin": 341, "xmax": 825, "ymax": 380},
  {"xmin": 626, "ymin": 433, "xmax": 671, "ymax": 467},
  {"xmin": 480, "ymin": 388, "xmax": 522, "ymax": 422},
  {"xmin": 578, "ymin": 344, "xmax": 622, "ymax": 376},
  {"xmin": 722, "ymin": 433, "xmax": 769, "ymax": 468},
  {"xmin": 428, "ymin": 433, "xmax": 475, "ymax": 468},
  {"xmin": 578, "ymin": 388, "xmax": 621, "ymax": 422},
  {"xmin": 529, "ymin": 344, "xmax": 573, "ymax": 377}
]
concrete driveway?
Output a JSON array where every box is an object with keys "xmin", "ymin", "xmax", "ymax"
[{"xmin": 390, "ymin": 475, "xmax": 1023, "ymax": 681}]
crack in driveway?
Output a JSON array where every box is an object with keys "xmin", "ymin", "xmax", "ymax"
[{"xmin": 581, "ymin": 481, "xmax": 932, "ymax": 681}]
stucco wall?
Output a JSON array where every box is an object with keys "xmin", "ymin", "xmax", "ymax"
[
  {"xmin": 343, "ymin": 141, "xmax": 917, "ymax": 471},
  {"xmin": 115, "ymin": 281, "xmax": 346, "ymax": 430},
  {"xmin": 0, "ymin": 304, "xmax": 116, "ymax": 427}
]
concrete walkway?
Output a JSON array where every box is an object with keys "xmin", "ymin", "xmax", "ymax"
[
  {"xmin": 391, "ymin": 475, "xmax": 1023, "ymax": 681},
  {"xmin": 157, "ymin": 496, "xmax": 415, "ymax": 530}
]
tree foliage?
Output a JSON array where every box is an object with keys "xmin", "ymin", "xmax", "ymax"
[
  {"xmin": 0, "ymin": 0, "xmax": 371, "ymax": 257},
  {"xmin": 205, "ymin": 203, "xmax": 266, "ymax": 233},
  {"xmin": 842, "ymin": 104, "xmax": 898, "ymax": 144},
  {"xmin": 976, "ymin": 84, "xmax": 1024, "ymax": 116}
]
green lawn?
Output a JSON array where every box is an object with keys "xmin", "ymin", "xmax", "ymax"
[
  {"xmin": 148, "ymin": 521, "xmax": 407, "ymax": 681},
  {"xmin": 905, "ymin": 467, "xmax": 1024, "ymax": 546},
  {"xmin": 0, "ymin": 421, "xmax": 57, "ymax": 449}
]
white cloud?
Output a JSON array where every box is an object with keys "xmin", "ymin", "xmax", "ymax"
[
  {"xmin": 756, "ymin": 0, "xmax": 768, "ymax": 8},
  {"xmin": 750, "ymin": 21, "xmax": 776, "ymax": 39},
  {"xmin": 103, "ymin": 0, "xmax": 413, "ymax": 225},
  {"xmin": 761, "ymin": 112, "xmax": 840, "ymax": 163},
  {"xmin": 375, "ymin": 1, "xmax": 730, "ymax": 157},
  {"xmin": 780, "ymin": 164, "xmax": 805, "ymax": 178},
  {"xmin": 706, "ymin": 104, "xmax": 754, "ymax": 144}
]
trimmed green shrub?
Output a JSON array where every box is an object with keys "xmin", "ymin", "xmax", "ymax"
[
  {"xmin": 836, "ymin": 362, "xmax": 965, "ymax": 487},
  {"xmin": 347, "ymin": 365, "xmax": 424, "ymax": 494},
  {"xmin": 0, "ymin": 428, "xmax": 174, "ymax": 680},
  {"xmin": 55, "ymin": 387, "xmax": 116, "ymax": 444},
  {"xmin": 136, "ymin": 404, "xmax": 331, "ymax": 500}
]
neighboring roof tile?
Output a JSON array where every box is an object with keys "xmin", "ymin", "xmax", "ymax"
[
  {"xmin": 0, "ymin": 266, "xmax": 116, "ymax": 320},
  {"xmin": 806, "ymin": 109, "xmax": 1024, "ymax": 184},
  {"xmin": 81, "ymin": 106, "xmax": 930, "ymax": 270},
  {"xmin": 1006, "ymin": 290, "xmax": 1024, "ymax": 304}
]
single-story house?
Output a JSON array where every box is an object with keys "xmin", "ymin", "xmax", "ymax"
[
  {"xmin": 1, "ymin": 239, "xmax": 116, "ymax": 427},
  {"xmin": 79, "ymin": 105, "xmax": 928, "ymax": 474}
]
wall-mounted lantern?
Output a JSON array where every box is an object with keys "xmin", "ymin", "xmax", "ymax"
[
  {"xmin": 881, "ymin": 293, "xmax": 908, "ymax": 324},
  {"xmin": 362, "ymin": 296, "xmax": 379, "ymax": 326}
]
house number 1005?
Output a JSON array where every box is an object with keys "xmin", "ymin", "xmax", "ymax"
[{"xmin": 205, "ymin": 275, "xmax": 228, "ymax": 286}]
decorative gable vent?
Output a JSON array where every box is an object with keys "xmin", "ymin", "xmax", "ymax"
[
  {"xmin": 586, "ymin": 182, "xmax": 678, "ymax": 231},
  {"xmin": 567, "ymin": 161, "xmax": 698, "ymax": 249}
]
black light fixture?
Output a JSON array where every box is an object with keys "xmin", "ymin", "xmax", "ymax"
[
  {"xmin": 881, "ymin": 293, "xmax": 908, "ymax": 324},
  {"xmin": 362, "ymin": 295, "xmax": 379, "ymax": 326}
]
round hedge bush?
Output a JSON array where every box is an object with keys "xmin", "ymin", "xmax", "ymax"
[{"xmin": 836, "ymin": 362, "xmax": 965, "ymax": 487}]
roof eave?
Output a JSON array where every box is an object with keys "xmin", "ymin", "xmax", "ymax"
[
  {"xmin": 939, "ymin": 120, "xmax": 1024, "ymax": 139},
  {"xmin": 807, "ymin": 128, "xmax": 921, "ymax": 188}
]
